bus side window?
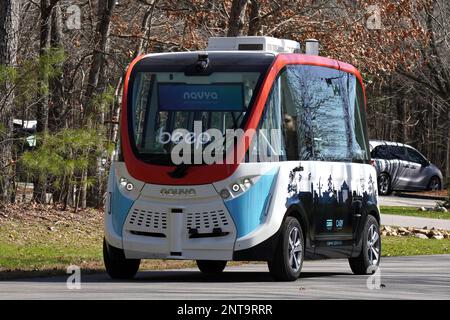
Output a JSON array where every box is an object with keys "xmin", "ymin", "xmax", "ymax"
[
  {"xmin": 280, "ymin": 71, "xmax": 299, "ymax": 161},
  {"xmin": 352, "ymin": 80, "xmax": 370, "ymax": 162},
  {"xmin": 284, "ymin": 65, "xmax": 353, "ymax": 162},
  {"xmin": 251, "ymin": 75, "xmax": 286, "ymax": 162}
]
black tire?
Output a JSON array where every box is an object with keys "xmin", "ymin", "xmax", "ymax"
[
  {"xmin": 196, "ymin": 260, "xmax": 227, "ymax": 274},
  {"xmin": 378, "ymin": 173, "xmax": 392, "ymax": 196},
  {"xmin": 349, "ymin": 215, "xmax": 381, "ymax": 275},
  {"xmin": 427, "ymin": 176, "xmax": 441, "ymax": 191},
  {"xmin": 267, "ymin": 216, "xmax": 304, "ymax": 281},
  {"xmin": 103, "ymin": 238, "xmax": 140, "ymax": 280}
]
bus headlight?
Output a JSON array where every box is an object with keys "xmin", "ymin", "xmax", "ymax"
[
  {"xmin": 243, "ymin": 178, "xmax": 252, "ymax": 189},
  {"xmin": 119, "ymin": 177, "xmax": 134, "ymax": 191},
  {"xmin": 229, "ymin": 177, "xmax": 255, "ymax": 196},
  {"xmin": 125, "ymin": 182, "xmax": 134, "ymax": 191},
  {"xmin": 220, "ymin": 189, "xmax": 231, "ymax": 199},
  {"xmin": 231, "ymin": 183, "xmax": 241, "ymax": 192}
]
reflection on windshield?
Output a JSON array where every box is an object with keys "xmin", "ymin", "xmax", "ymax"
[{"xmin": 131, "ymin": 72, "xmax": 260, "ymax": 163}]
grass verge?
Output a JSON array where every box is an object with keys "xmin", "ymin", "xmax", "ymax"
[
  {"xmin": 382, "ymin": 236, "xmax": 450, "ymax": 256},
  {"xmin": 381, "ymin": 206, "xmax": 450, "ymax": 220}
]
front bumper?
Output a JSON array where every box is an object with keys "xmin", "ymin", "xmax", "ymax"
[
  {"xmin": 105, "ymin": 161, "xmax": 281, "ymax": 261},
  {"xmin": 121, "ymin": 187, "xmax": 237, "ymax": 260}
]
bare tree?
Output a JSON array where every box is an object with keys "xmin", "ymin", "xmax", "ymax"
[
  {"xmin": 83, "ymin": 0, "xmax": 117, "ymax": 120},
  {"xmin": 227, "ymin": 0, "xmax": 248, "ymax": 36},
  {"xmin": 0, "ymin": 0, "xmax": 20, "ymax": 203},
  {"xmin": 81, "ymin": 0, "xmax": 117, "ymax": 209},
  {"xmin": 247, "ymin": 0, "xmax": 262, "ymax": 36}
]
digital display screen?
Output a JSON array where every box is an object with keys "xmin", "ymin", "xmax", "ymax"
[{"xmin": 158, "ymin": 83, "xmax": 244, "ymax": 111}]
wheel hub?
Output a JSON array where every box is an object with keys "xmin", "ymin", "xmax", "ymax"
[
  {"xmin": 288, "ymin": 227, "xmax": 302, "ymax": 272},
  {"xmin": 367, "ymin": 224, "xmax": 380, "ymax": 266},
  {"xmin": 379, "ymin": 175, "xmax": 389, "ymax": 194}
]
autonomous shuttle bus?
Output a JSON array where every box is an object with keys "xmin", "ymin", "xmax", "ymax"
[{"xmin": 104, "ymin": 37, "xmax": 381, "ymax": 281}]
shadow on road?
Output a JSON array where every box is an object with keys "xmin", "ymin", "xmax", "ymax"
[{"xmin": 1, "ymin": 269, "xmax": 351, "ymax": 283}]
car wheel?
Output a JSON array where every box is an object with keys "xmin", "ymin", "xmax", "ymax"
[
  {"xmin": 378, "ymin": 173, "xmax": 392, "ymax": 195},
  {"xmin": 267, "ymin": 216, "xmax": 304, "ymax": 281},
  {"xmin": 196, "ymin": 260, "xmax": 227, "ymax": 274},
  {"xmin": 427, "ymin": 176, "xmax": 441, "ymax": 191},
  {"xmin": 348, "ymin": 215, "xmax": 381, "ymax": 275},
  {"xmin": 103, "ymin": 238, "xmax": 140, "ymax": 280}
]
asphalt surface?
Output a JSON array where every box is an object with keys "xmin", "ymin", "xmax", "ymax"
[
  {"xmin": 379, "ymin": 196, "xmax": 438, "ymax": 207},
  {"xmin": 381, "ymin": 214, "xmax": 450, "ymax": 230},
  {"xmin": 1, "ymin": 255, "xmax": 449, "ymax": 300}
]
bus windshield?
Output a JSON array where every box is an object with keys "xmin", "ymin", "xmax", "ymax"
[{"xmin": 130, "ymin": 71, "xmax": 262, "ymax": 165}]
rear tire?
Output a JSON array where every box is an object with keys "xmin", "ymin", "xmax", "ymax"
[
  {"xmin": 378, "ymin": 173, "xmax": 392, "ymax": 195},
  {"xmin": 267, "ymin": 216, "xmax": 304, "ymax": 281},
  {"xmin": 103, "ymin": 238, "xmax": 140, "ymax": 280},
  {"xmin": 427, "ymin": 176, "xmax": 441, "ymax": 191},
  {"xmin": 349, "ymin": 215, "xmax": 381, "ymax": 275},
  {"xmin": 196, "ymin": 260, "xmax": 227, "ymax": 274}
]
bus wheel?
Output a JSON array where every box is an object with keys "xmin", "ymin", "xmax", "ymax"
[
  {"xmin": 196, "ymin": 260, "xmax": 227, "ymax": 274},
  {"xmin": 348, "ymin": 215, "xmax": 381, "ymax": 275},
  {"xmin": 268, "ymin": 217, "xmax": 304, "ymax": 281},
  {"xmin": 103, "ymin": 238, "xmax": 140, "ymax": 280}
]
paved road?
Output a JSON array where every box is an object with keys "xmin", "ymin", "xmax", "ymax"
[
  {"xmin": 378, "ymin": 195, "xmax": 450, "ymax": 229},
  {"xmin": 381, "ymin": 214, "xmax": 450, "ymax": 230},
  {"xmin": 379, "ymin": 196, "xmax": 438, "ymax": 208},
  {"xmin": 1, "ymin": 255, "xmax": 449, "ymax": 299}
]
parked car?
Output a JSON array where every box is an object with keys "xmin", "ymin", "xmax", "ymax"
[{"xmin": 369, "ymin": 140, "xmax": 443, "ymax": 195}]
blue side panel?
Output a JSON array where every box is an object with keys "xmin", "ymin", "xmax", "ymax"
[
  {"xmin": 110, "ymin": 181, "xmax": 134, "ymax": 237},
  {"xmin": 224, "ymin": 168, "xmax": 279, "ymax": 238}
]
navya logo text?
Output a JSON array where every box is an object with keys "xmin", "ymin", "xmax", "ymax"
[
  {"xmin": 160, "ymin": 188, "xmax": 197, "ymax": 197},
  {"xmin": 183, "ymin": 91, "xmax": 218, "ymax": 100}
]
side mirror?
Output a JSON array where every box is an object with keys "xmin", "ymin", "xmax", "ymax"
[{"xmin": 421, "ymin": 160, "xmax": 430, "ymax": 167}]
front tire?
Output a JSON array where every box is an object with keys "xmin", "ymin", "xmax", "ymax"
[
  {"xmin": 268, "ymin": 216, "xmax": 304, "ymax": 281},
  {"xmin": 378, "ymin": 173, "xmax": 392, "ymax": 195},
  {"xmin": 196, "ymin": 260, "xmax": 227, "ymax": 274},
  {"xmin": 103, "ymin": 238, "xmax": 140, "ymax": 280},
  {"xmin": 349, "ymin": 215, "xmax": 381, "ymax": 275}
]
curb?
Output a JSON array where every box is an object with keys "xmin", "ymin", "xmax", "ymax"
[{"xmin": 394, "ymin": 192, "xmax": 447, "ymax": 201}]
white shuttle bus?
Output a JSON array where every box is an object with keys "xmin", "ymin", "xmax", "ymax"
[{"xmin": 104, "ymin": 37, "xmax": 381, "ymax": 281}]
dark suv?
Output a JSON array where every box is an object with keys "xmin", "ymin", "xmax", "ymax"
[{"xmin": 370, "ymin": 140, "xmax": 443, "ymax": 195}]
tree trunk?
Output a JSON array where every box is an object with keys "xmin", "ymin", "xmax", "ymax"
[
  {"xmin": 227, "ymin": 0, "xmax": 248, "ymax": 37},
  {"xmin": 36, "ymin": 0, "xmax": 52, "ymax": 135},
  {"xmin": 82, "ymin": 0, "xmax": 116, "ymax": 208},
  {"xmin": 0, "ymin": 0, "xmax": 20, "ymax": 203},
  {"xmin": 247, "ymin": 0, "xmax": 261, "ymax": 36},
  {"xmin": 48, "ymin": 3, "xmax": 65, "ymax": 132},
  {"xmin": 33, "ymin": 0, "xmax": 54, "ymax": 203},
  {"xmin": 80, "ymin": 168, "xmax": 87, "ymax": 210},
  {"xmin": 83, "ymin": 0, "xmax": 116, "ymax": 122},
  {"xmin": 396, "ymin": 95, "xmax": 407, "ymax": 143},
  {"xmin": 446, "ymin": 108, "xmax": 450, "ymax": 180},
  {"xmin": 135, "ymin": 0, "xmax": 159, "ymax": 57}
]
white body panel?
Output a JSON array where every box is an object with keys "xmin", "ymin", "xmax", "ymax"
[
  {"xmin": 105, "ymin": 160, "xmax": 378, "ymax": 259},
  {"xmin": 207, "ymin": 36, "xmax": 300, "ymax": 53}
]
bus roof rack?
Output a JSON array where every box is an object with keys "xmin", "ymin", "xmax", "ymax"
[{"xmin": 207, "ymin": 36, "xmax": 301, "ymax": 53}]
